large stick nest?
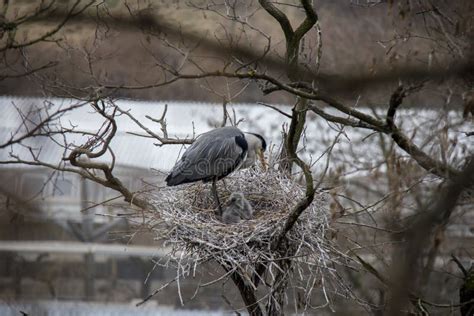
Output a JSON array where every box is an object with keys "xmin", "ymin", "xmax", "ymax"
[{"xmin": 145, "ymin": 168, "xmax": 332, "ymax": 269}]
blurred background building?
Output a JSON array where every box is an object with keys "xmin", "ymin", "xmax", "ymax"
[
  {"xmin": 0, "ymin": 0, "xmax": 472, "ymax": 314},
  {"xmin": 0, "ymin": 96, "xmax": 472, "ymax": 314}
]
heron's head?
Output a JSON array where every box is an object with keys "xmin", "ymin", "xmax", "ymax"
[
  {"xmin": 228, "ymin": 192, "xmax": 245, "ymax": 205},
  {"xmin": 245, "ymin": 132, "xmax": 267, "ymax": 170}
]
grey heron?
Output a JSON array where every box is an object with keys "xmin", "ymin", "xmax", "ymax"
[
  {"xmin": 165, "ymin": 126, "xmax": 267, "ymax": 214},
  {"xmin": 222, "ymin": 192, "xmax": 254, "ymax": 224}
]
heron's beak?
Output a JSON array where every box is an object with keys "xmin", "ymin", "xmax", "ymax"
[{"xmin": 257, "ymin": 148, "xmax": 267, "ymax": 171}]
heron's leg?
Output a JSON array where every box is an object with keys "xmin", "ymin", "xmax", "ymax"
[{"xmin": 212, "ymin": 179, "xmax": 223, "ymax": 216}]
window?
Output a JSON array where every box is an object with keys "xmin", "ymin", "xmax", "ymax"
[
  {"xmin": 21, "ymin": 174, "xmax": 46, "ymax": 199},
  {"xmin": 51, "ymin": 177, "xmax": 74, "ymax": 197},
  {"xmin": 0, "ymin": 172, "xmax": 18, "ymax": 195},
  {"xmin": 84, "ymin": 179, "xmax": 104, "ymax": 202}
]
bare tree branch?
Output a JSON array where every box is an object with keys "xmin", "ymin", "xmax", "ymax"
[
  {"xmin": 19, "ymin": 7, "xmax": 474, "ymax": 94},
  {"xmin": 387, "ymin": 157, "xmax": 474, "ymax": 315}
]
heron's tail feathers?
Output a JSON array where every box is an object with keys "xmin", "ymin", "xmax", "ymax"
[
  {"xmin": 165, "ymin": 172, "xmax": 183, "ymax": 186},
  {"xmin": 166, "ymin": 171, "xmax": 206, "ymax": 186}
]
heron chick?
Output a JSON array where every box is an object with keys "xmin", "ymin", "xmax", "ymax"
[
  {"xmin": 165, "ymin": 126, "xmax": 267, "ymax": 214},
  {"xmin": 222, "ymin": 192, "xmax": 254, "ymax": 224}
]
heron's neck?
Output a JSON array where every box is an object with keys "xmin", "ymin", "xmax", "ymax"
[
  {"xmin": 245, "ymin": 134, "xmax": 261, "ymax": 152},
  {"xmin": 239, "ymin": 134, "xmax": 260, "ymax": 169}
]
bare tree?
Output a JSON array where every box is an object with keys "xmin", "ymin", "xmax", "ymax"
[{"xmin": 1, "ymin": 1, "xmax": 473, "ymax": 315}]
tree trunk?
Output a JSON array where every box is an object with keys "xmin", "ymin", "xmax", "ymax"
[{"xmin": 225, "ymin": 265, "xmax": 264, "ymax": 316}]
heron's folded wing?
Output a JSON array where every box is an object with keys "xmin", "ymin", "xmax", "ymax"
[{"xmin": 166, "ymin": 128, "xmax": 246, "ymax": 185}]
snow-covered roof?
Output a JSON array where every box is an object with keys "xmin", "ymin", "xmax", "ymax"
[
  {"xmin": 0, "ymin": 96, "xmax": 471, "ymax": 175},
  {"xmin": 0, "ymin": 96, "xmax": 290, "ymax": 172}
]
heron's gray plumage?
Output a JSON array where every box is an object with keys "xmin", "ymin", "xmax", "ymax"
[
  {"xmin": 222, "ymin": 206, "xmax": 241, "ymax": 224},
  {"xmin": 166, "ymin": 127, "xmax": 249, "ymax": 186},
  {"xmin": 222, "ymin": 192, "xmax": 254, "ymax": 224},
  {"xmin": 240, "ymin": 133, "xmax": 265, "ymax": 169}
]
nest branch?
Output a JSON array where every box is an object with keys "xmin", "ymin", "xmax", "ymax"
[{"xmin": 135, "ymin": 167, "xmax": 354, "ymax": 311}]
